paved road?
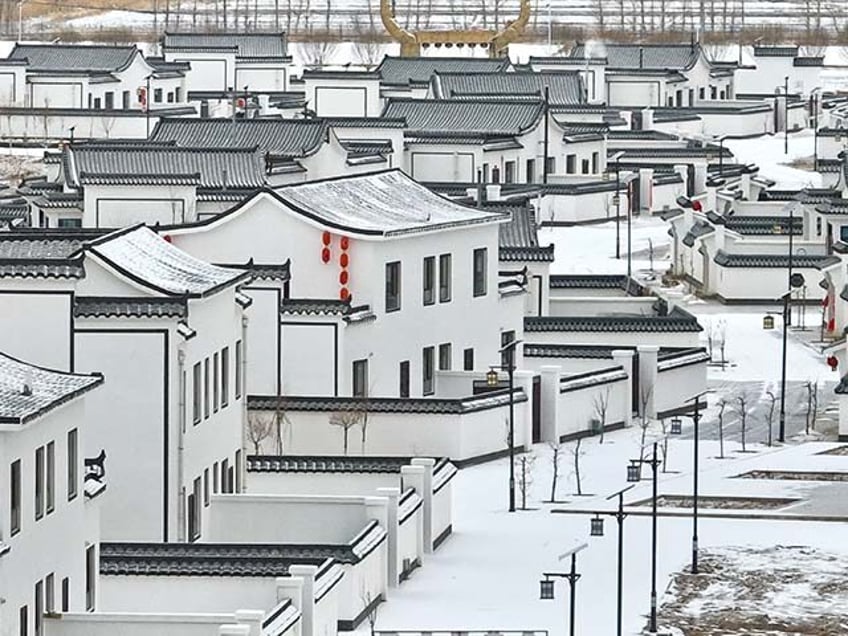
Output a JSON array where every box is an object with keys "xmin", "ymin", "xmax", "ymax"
[{"xmin": 674, "ymin": 378, "xmax": 837, "ymax": 445}]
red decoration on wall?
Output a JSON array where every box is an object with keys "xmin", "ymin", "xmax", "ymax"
[
  {"xmin": 827, "ymin": 355, "xmax": 839, "ymax": 370},
  {"xmin": 828, "ymin": 318, "xmax": 836, "ymax": 332},
  {"xmin": 162, "ymin": 235, "xmax": 172, "ymax": 243},
  {"xmin": 340, "ymin": 253, "xmax": 349, "ymax": 268},
  {"xmin": 692, "ymin": 200, "xmax": 703, "ymax": 212},
  {"xmin": 322, "ymin": 231, "xmax": 331, "ymax": 246},
  {"xmin": 823, "ymin": 295, "xmax": 830, "ymax": 307},
  {"xmin": 340, "ymin": 287, "xmax": 350, "ymax": 301},
  {"xmin": 321, "ymin": 247, "xmax": 331, "ymax": 263},
  {"xmin": 340, "ymin": 236, "xmax": 350, "ymax": 250},
  {"xmin": 339, "ymin": 270, "xmax": 349, "ymax": 285}
]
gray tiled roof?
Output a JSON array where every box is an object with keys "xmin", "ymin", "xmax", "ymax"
[
  {"xmin": 382, "ymin": 98, "xmax": 544, "ymax": 136},
  {"xmin": 275, "ymin": 169, "xmax": 506, "ymax": 236},
  {"xmin": 280, "ymin": 298, "xmax": 352, "ymax": 316},
  {"xmin": 525, "ymin": 307, "xmax": 702, "ymax": 333},
  {"xmin": 163, "ymin": 32, "xmax": 288, "ymax": 59},
  {"xmin": 550, "ymin": 274, "xmax": 633, "ymax": 289},
  {"xmin": 74, "ymin": 296, "xmax": 188, "ymax": 319},
  {"xmin": 753, "ymin": 46, "xmax": 799, "ymax": 57},
  {"xmin": 86, "ymin": 226, "xmax": 249, "ymax": 297},
  {"xmin": 570, "ymin": 43, "xmax": 702, "ymax": 70},
  {"xmin": 0, "ymin": 231, "xmax": 97, "ymax": 279},
  {"xmin": 8, "ymin": 43, "xmax": 137, "ymax": 72},
  {"xmin": 682, "ymin": 220, "xmax": 715, "ymax": 247},
  {"xmin": 100, "ymin": 542, "xmax": 330, "ymax": 577},
  {"xmin": 150, "ymin": 118, "xmax": 327, "ymax": 158},
  {"xmin": 431, "ymin": 71, "xmax": 584, "ymax": 105},
  {"xmin": 723, "ymin": 215, "xmax": 802, "ymax": 236},
  {"xmin": 497, "ymin": 203, "xmax": 554, "ymax": 262},
  {"xmin": 714, "ymin": 249, "xmax": 840, "ymax": 269},
  {"xmin": 0, "ymin": 351, "xmax": 102, "ymax": 425},
  {"xmin": 66, "ymin": 143, "xmax": 266, "ymax": 189},
  {"xmin": 376, "ymin": 55, "xmax": 510, "ymax": 86},
  {"xmin": 247, "ymin": 455, "xmax": 418, "ymax": 473}
]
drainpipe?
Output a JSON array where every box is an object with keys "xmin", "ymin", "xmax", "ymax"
[{"xmin": 177, "ymin": 347, "xmax": 186, "ymax": 541}]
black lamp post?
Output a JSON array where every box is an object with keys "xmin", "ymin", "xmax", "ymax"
[
  {"xmin": 778, "ymin": 203, "xmax": 795, "ymax": 443},
  {"xmin": 784, "ymin": 75, "xmax": 790, "ymax": 155},
  {"xmin": 610, "ymin": 151, "xmax": 625, "ymax": 260},
  {"xmin": 487, "ymin": 336, "xmax": 522, "ymax": 513},
  {"xmin": 145, "ymin": 73, "xmax": 153, "ymax": 138},
  {"xmin": 628, "ymin": 442, "xmax": 662, "ymax": 633},
  {"xmin": 539, "ymin": 542, "xmax": 587, "ymax": 636},
  {"xmin": 589, "ymin": 484, "xmax": 634, "ymax": 636}
]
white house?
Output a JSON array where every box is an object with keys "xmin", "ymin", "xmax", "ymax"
[
  {"xmin": 0, "ymin": 350, "xmax": 104, "ymax": 636},
  {"xmin": 736, "ymin": 46, "xmax": 824, "ymax": 97},
  {"xmin": 0, "ymin": 226, "xmax": 250, "ymax": 543},
  {"xmin": 294, "ymin": 70, "xmax": 382, "ymax": 117}
]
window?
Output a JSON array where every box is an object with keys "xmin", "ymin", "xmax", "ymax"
[
  {"xmin": 719, "ymin": 89, "xmax": 726, "ymax": 99},
  {"xmin": 234, "ymin": 450, "xmax": 242, "ymax": 493},
  {"xmin": 192, "ymin": 362, "xmax": 201, "ymax": 424},
  {"xmin": 203, "ymin": 468, "xmax": 210, "ymax": 506},
  {"xmin": 463, "ymin": 348, "xmax": 474, "ymax": 371},
  {"xmin": 526, "ymin": 158, "xmax": 535, "ymax": 184},
  {"xmin": 221, "ymin": 347, "xmax": 229, "ymax": 408},
  {"xmin": 473, "ymin": 248, "xmax": 488, "ymax": 297},
  {"xmin": 213, "ymin": 352, "xmax": 219, "ymax": 413},
  {"xmin": 85, "ymin": 545, "xmax": 95, "ymax": 611},
  {"xmin": 592, "ymin": 152, "xmax": 599, "ymax": 173},
  {"xmin": 45, "ymin": 574, "xmax": 54, "ymax": 614},
  {"xmin": 422, "ymin": 347, "xmax": 435, "ymax": 396},
  {"xmin": 710, "ymin": 86, "xmax": 717, "ymax": 99},
  {"xmin": 505, "ymin": 161, "xmax": 516, "ymax": 183},
  {"xmin": 491, "ymin": 166, "xmax": 500, "ymax": 183},
  {"xmin": 422, "ymin": 256, "xmax": 435, "ymax": 306},
  {"xmin": 213, "ymin": 462, "xmax": 219, "ymax": 494},
  {"xmin": 438, "ymin": 343, "xmax": 452, "ymax": 371},
  {"xmin": 175, "ymin": 87, "xmax": 182, "ymax": 102},
  {"xmin": 438, "ymin": 254, "xmax": 452, "ymax": 302},
  {"xmin": 235, "ymin": 340, "xmax": 243, "ymax": 399},
  {"xmin": 57, "ymin": 218, "xmax": 81, "ymax": 228},
  {"xmin": 104, "ymin": 92, "xmax": 114, "ymax": 109},
  {"xmin": 167, "ymin": 91, "xmax": 174, "ymax": 103},
  {"xmin": 699, "ymin": 87, "xmax": 705, "ymax": 100},
  {"xmin": 385, "ymin": 261, "xmax": 401, "ymax": 312},
  {"xmin": 545, "ymin": 156, "xmax": 555, "ymax": 175},
  {"xmin": 11, "ymin": 459, "xmax": 21, "ymax": 535},
  {"xmin": 581, "ymin": 158, "xmax": 590, "ymax": 174},
  {"xmin": 93, "ymin": 97, "xmax": 101, "ymax": 109},
  {"xmin": 189, "ymin": 477, "xmax": 201, "ymax": 541},
  {"xmin": 482, "ymin": 163, "xmax": 489, "ymax": 182},
  {"xmin": 566, "ymin": 154, "xmax": 576, "ymax": 174},
  {"xmin": 35, "ymin": 446, "xmax": 44, "ymax": 520},
  {"xmin": 154, "ymin": 88, "xmax": 163, "ymax": 103},
  {"xmin": 35, "ymin": 581, "xmax": 42, "ymax": 636},
  {"xmin": 122, "ymin": 90, "xmax": 130, "ymax": 109},
  {"xmin": 46, "ymin": 442, "xmax": 54, "ymax": 514},
  {"xmin": 203, "ymin": 358, "xmax": 210, "ymax": 419},
  {"xmin": 816, "ymin": 216, "xmax": 823, "ymax": 236},
  {"xmin": 352, "ymin": 359, "xmax": 369, "ymax": 397},
  {"xmin": 399, "ymin": 361, "xmax": 410, "ymax": 398},
  {"xmin": 667, "ymin": 95, "xmax": 674, "ymax": 107},
  {"xmin": 19, "ymin": 606, "xmax": 27, "ymax": 636},
  {"xmin": 221, "ymin": 459, "xmax": 230, "ymax": 494},
  {"xmin": 501, "ymin": 330, "xmax": 517, "ymax": 369},
  {"xmin": 61, "ymin": 579, "xmax": 69, "ymax": 612},
  {"xmin": 67, "ymin": 429, "xmax": 78, "ymax": 501}
]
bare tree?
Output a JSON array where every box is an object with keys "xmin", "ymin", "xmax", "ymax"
[
  {"xmin": 548, "ymin": 440, "xmax": 564, "ymax": 502},
  {"xmin": 517, "ymin": 452, "xmax": 536, "ymax": 510},
  {"xmin": 638, "ymin": 384, "xmax": 654, "ymax": 461},
  {"xmin": 804, "ymin": 379, "xmax": 820, "ymax": 434},
  {"xmin": 717, "ymin": 319, "xmax": 728, "ymax": 369},
  {"xmin": 329, "ymin": 408, "xmax": 363, "ymax": 455},
  {"xmin": 717, "ymin": 398, "xmax": 727, "ymax": 458},
  {"xmin": 571, "ymin": 437, "xmax": 585, "ymax": 495},
  {"xmin": 659, "ymin": 418, "xmax": 671, "ymax": 472},
  {"xmin": 351, "ymin": 16, "xmax": 386, "ymax": 68},
  {"xmin": 735, "ymin": 394, "xmax": 750, "ymax": 452},
  {"xmin": 705, "ymin": 319, "xmax": 714, "ymax": 361},
  {"xmin": 298, "ymin": 39, "xmax": 339, "ymax": 69},
  {"xmin": 246, "ymin": 411, "xmax": 274, "ymax": 455},
  {"xmin": 592, "ymin": 387, "xmax": 611, "ymax": 444},
  {"xmin": 271, "ymin": 395, "xmax": 292, "ymax": 455},
  {"xmin": 360, "ymin": 587, "xmax": 379, "ymax": 636},
  {"xmin": 766, "ymin": 388, "xmax": 778, "ymax": 447}
]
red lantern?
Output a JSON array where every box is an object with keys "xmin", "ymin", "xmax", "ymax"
[
  {"xmin": 340, "ymin": 236, "xmax": 350, "ymax": 250},
  {"xmin": 339, "ymin": 270, "xmax": 349, "ymax": 285},
  {"xmin": 321, "ymin": 247, "xmax": 331, "ymax": 263},
  {"xmin": 692, "ymin": 200, "xmax": 702, "ymax": 212},
  {"xmin": 340, "ymin": 253, "xmax": 349, "ymax": 268},
  {"xmin": 322, "ymin": 231, "xmax": 331, "ymax": 246},
  {"xmin": 829, "ymin": 318, "xmax": 836, "ymax": 332},
  {"xmin": 823, "ymin": 295, "xmax": 830, "ymax": 307},
  {"xmin": 340, "ymin": 287, "xmax": 350, "ymax": 301},
  {"xmin": 827, "ymin": 355, "xmax": 839, "ymax": 371},
  {"xmin": 162, "ymin": 234, "xmax": 172, "ymax": 243}
]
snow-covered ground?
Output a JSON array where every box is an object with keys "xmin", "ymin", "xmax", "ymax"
[{"xmin": 726, "ymin": 129, "xmax": 822, "ymax": 191}]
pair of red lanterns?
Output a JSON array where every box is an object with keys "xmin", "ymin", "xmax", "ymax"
[{"xmin": 321, "ymin": 231, "xmax": 351, "ymax": 301}]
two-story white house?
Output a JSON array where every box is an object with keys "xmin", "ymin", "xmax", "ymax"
[
  {"xmin": 0, "ymin": 226, "xmax": 250, "ymax": 543},
  {"xmin": 0, "ymin": 350, "xmax": 104, "ymax": 636}
]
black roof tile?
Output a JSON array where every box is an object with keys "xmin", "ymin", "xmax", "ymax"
[
  {"xmin": 376, "ymin": 55, "xmax": 510, "ymax": 86},
  {"xmin": 525, "ymin": 306, "xmax": 702, "ymax": 333},
  {"xmin": 74, "ymin": 296, "xmax": 188, "ymax": 319},
  {"xmin": 714, "ymin": 250, "xmax": 840, "ymax": 269},
  {"xmin": 163, "ymin": 32, "xmax": 288, "ymax": 59}
]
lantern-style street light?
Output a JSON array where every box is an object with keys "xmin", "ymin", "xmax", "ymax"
[
  {"xmin": 488, "ymin": 336, "xmax": 522, "ymax": 512},
  {"xmin": 538, "ymin": 542, "xmax": 588, "ymax": 636}
]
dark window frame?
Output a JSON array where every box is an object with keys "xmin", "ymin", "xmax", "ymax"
[
  {"xmin": 67, "ymin": 429, "xmax": 78, "ymax": 501},
  {"xmin": 11, "ymin": 459, "xmax": 21, "ymax": 535},
  {"xmin": 422, "ymin": 256, "xmax": 436, "ymax": 306},
  {"xmin": 422, "ymin": 346, "xmax": 435, "ymax": 396},
  {"xmin": 352, "ymin": 359, "xmax": 369, "ymax": 397},
  {"xmin": 385, "ymin": 261, "xmax": 401, "ymax": 312},
  {"xmin": 438, "ymin": 254, "xmax": 452, "ymax": 303},
  {"xmin": 46, "ymin": 441, "xmax": 54, "ymax": 515},
  {"xmin": 463, "ymin": 348, "xmax": 474, "ymax": 371},
  {"xmin": 35, "ymin": 446, "xmax": 44, "ymax": 521},
  {"xmin": 192, "ymin": 362, "xmax": 202, "ymax": 424},
  {"xmin": 221, "ymin": 346, "xmax": 229, "ymax": 408},
  {"xmin": 399, "ymin": 360, "xmax": 410, "ymax": 398},
  {"xmin": 473, "ymin": 248, "xmax": 488, "ymax": 297},
  {"xmin": 438, "ymin": 343, "xmax": 452, "ymax": 371}
]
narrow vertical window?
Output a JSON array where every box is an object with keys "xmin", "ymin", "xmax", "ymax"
[
  {"xmin": 67, "ymin": 429, "xmax": 78, "ymax": 501},
  {"xmin": 438, "ymin": 343, "xmax": 452, "ymax": 371},
  {"xmin": 34, "ymin": 581, "xmax": 42, "ymax": 636},
  {"xmin": 221, "ymin": 459, "xmax": 230, "ymax": 494},
  {"xmin": 45, "ymin": 574, "xmax": 54, "ymax": 614},
  {"xmin": 213, "ymin": 352, "xmax": 220, "ymax": 413},
  {"xmin": 19, "ymin": 606, "xmax": 27, "ymax": 636},
  {"xmin": 439, "ymin": 254, "xmax": 452, "ymax": 302},
  {"xmin": 352, "ymin": 359, "xmax": 369, "ymax": 397},
  {"xmin": 235, "ymin": 340, "xmax": 243, "ymax": 399},
  {"xmin": 85, "ymin": 545, "xmax": 95, "ymax": 611},
  {"xmin": 422, "ymin": 346, "xmax": 435, "ymax": 396},
  {"xmin": 399, "ymin": 361, "xmax": 410, "ymax": 398},
  {"xmin": 11, "ymin": 459, "xmax": 21, "ymax": 535},
  {"xmin": 203, "ymin": 468, "xmax": 210, "ymax": 506},
  {"xmin": 61, "ymin": 579, "xmax": 69, "ymax": 612},
  {"xmin": 235, "ymin": 450, "xmax": 242, "ymax": 493},
  {"xmin": 422, "ymin": 256, "xmax": 435, "ymax": 306},
  {"xmin": 473, "ymin": 248, "xmax": 488, "ymax": 297},
  {"xmin": 385, "ymin": 261, "xmax": 401, "ymax": 312},
  {"xmin": 35, "ymin": 447, "xmax": 44, "ymax": 521},
  {"xmin": 221, "ymin": 347, "xmax": 229, "ymax": 408},
  {"xmin": 463, "ymin": 348, "xmax": 474, "ymax": 371},
  {"xmin": 189, "ymin": 477, "xmax": 202, "ymax": 541},
  {"xmin": 501, "ymin": 330, "xmax": 517, "ymax": 369},
  {"xmin": 203, "ymin": 358, "xmax": 210, "ymax": 420},
  {"xmin": 46, "ymin": 442, "xmax": 54, "ymax": 514},
  {"xmin": 192, "ymin": 362, "xmax": 202, "ymax": 424}
]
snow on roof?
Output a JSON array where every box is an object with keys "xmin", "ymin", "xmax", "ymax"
[
  {"xmin": 162, "ymin": 32, "xmax": 288, "ymax": 59},
  {"xmin": 382, "ymin": 98, "xmax": 544, "ymax": 137},
  {"xmin": 570, "ymin": 43, "xmax": 704, "ymax": 71},
  {"xmin": 376, "ymin": 55, "xmax": 511, "ymax": 86},
  {"xmin": 85, "ymin": 226, "xmax": 249, "ymax": 297},
  {"xmin": 432, "ymin": 71, "xmax": 585, "ymax": 106},
  {"xmin": 0, "ymin": 352, "xmax": 102, "ymax": 425},
  {"xmin": 7, "ymin": 43, "xmax": 138, "ymax": 73},
  {"xmin": 275, "ymin": 170, "xmax": 508, "ymax": 236}
]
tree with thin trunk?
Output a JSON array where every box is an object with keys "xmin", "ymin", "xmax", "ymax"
[
  {"xmin": 735, "ymin": 394, "xmax": 749, "ymax": 452},
  {"xmin": 329, "ymin": 408, "xmax": 362, "ymax": 455},
  {"xmin": 360, "ymin": 587, "xmax": 379, "ymax": 636},
  {"xmin": 548, "ymin": 440, "xmax": 564, "ymax": 502},
  {"xmin": 517, "ymin": 452, "xmax": 535, "ymax": 510},
  {"xmin": 659, "ymin": 418, "xmax": 671, "ymax": 472},
  {"xmin": 717, "ymin": 398, "xmax": 727, "ymax": 458},
  {"xmin": 571, "ymin": 437, "xmax": 585, "ymax": 495},
  {"xmin": 246, "ymin": 411, "xmax": 274, "ymax": 455},
  {"xmin": 638, "ymin": 384, "xmax": 654, "ymax": 461},
  {"xmin": 766, "ymin": 389, "xmax": 778, "ymax": 447},
  {"xmin": 805, "ymin": 379, "xmax": 820, "ymax": 434},
  {"xmin": 717, "ymin": 319, "xmax": 728, "ymax": 369},
  {"xmin": 593, "ymin": 387, "xmax": 611, "ymax": 444}
]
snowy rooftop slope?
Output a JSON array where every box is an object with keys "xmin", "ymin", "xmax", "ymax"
[
  {"xmin": 0, "ymin": 351, "xmax": 102, "ymax": 425},
  {"xmin": 85, "ymin": 226, "xmax": 249, "ymax": 297},
  {"xmin": 150, "ymin": 118, "xmax": 327, "ymax": 158},
  {"xmin": 276, "ymin": 170, "xmax": 508, "ymax": 237},
  {"xmin": 570, "ymin": 43, "xmax": 703, "ymax": 71},
  {"xmin": 376, "ymin": 55, "xmax": 511, "ymax": 86},
  {"xmin": 432, "ymin": 71, "xmax": 585, "ymax": 106},
  {"xmin": 7, "ymin": 43, "xmax": 137, "ymax": 73},
  {"xmin": 382, "ymin": 98, "xmax": 543, "ymax": 136},
  {"xmin": 162, "ymin": 32, "xmax": 288, "ymax": 59}
]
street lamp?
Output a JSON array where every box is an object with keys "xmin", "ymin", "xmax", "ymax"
[
  {"xmin": 778, "ymin": 202, "xmax": 797, "ymax": 443},
  {"xmin": 539, "ymin": 542, "xmax": 588, "ymax": 636},
  {"xmin": 589, "ymin": 484, "xmax": 635, "ymax": 636},
  {"xmin": 144, "ymin": 73, "xmax": 154, "ymax": 139},
  {"xmin": 811, "ymin": 86, "xmax": 822, "ymax": 171},
  {"xmin": 628, "ymin": 442, "xmax": 663, "ymax": 634},
  {"xmin": 610, "ymin": 151, "xmax": 625, "ymax": 260},
  {"xmin": 488, "ymin": 336, "xmax": 523, "ymax": 512},
  {"xmin": 784, "ymin": 75, "xmax": 790, "ymax": 154}
]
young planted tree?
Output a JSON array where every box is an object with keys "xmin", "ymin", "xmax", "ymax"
[
  {"xmin": 246, "ymin": 411, "xmax": 274, "ymax": 455},
  {"xmin": 717, "ymin": 320, "xmax": 728, "ymax": 370},
  {"xmin": 766, "ymin": 388, "xmax": 778, "ymax": 447},
  {"xmin": 571, "ymin": 436, "xmax": 586, "ymax": 496},
  {"xmin": 548, "ymin": 440, "xmax": 564, "ymax": 502},
  {"xmin": 272, "ymin": 395, "xmax": 291, "ymax": 455},
  {"xmin": 360, "ymin": 587, "xmax": 379, "ymax": 636},
  {"xmin": 735, "ymin": 394, "xmax": 750, "ymax": 452},
  {"xmin": 593, "ymin": 387, "xmax": 611, "ymax": 444},
  {"xmin": 717, "ymin": 398, "xmax": 727, "ymax": 458},
  {"xmin": 517, "ymin": 452, "xmax": 536, "ymax": 510},
  {"xmin": 804, "ymin": 379, "xmax": 820, "ymax": 434},
  {"xmin": 659, "ymin": 418, "xmax": 671, "ymax": 472},
  {"xmin": 638, "ymin": 384, "xmax": 654, "ymax": 461},
  {"xmin": 329, "ymin": 408, "xmax": 362, "ymax": 455}
]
